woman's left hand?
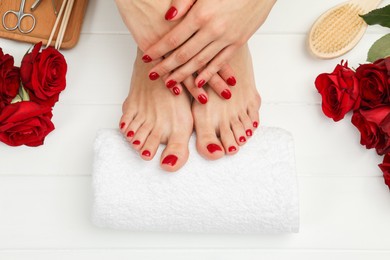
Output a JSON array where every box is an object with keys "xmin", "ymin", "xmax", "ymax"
[{"xmin": 142, "ymin": 0, "xmax": 276, "ymax": 89}]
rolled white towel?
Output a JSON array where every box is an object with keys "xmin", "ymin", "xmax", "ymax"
[{"xmin": 92, "ymin": 127, "xmax": 299, "ymax": 234}]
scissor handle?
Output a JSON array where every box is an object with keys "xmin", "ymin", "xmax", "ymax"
[
  {"xmin": 18, "ymin": 13, "xmax": 35, "ymax": 34},
  {"xmin": 2, "ymin": 11, "xmax": 35, "ymax": 34},
  {"xmin": 2, "ymin": 10, "xmax": 19, "ymax": 31}
]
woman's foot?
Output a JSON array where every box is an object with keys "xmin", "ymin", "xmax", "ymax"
[
  {"xmin": 192, "ymin": 44, "xmax": 261, "ymax": 160},
  {"xmin": 119, "ymin": 49, "xmax": 193, "ymax": 172}
]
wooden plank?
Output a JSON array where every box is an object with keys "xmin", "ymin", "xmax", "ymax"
[{"xmin": 0, "ymin": 176, "xmax": 389, "ymax": 249}]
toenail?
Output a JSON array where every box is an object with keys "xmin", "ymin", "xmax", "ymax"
[
  {"xmin": 246, "ymin": 129, "xmax": 253, "ymax": 137},
  {"xmin": 221, "ymin": 89, "xmax": 231, "ymax": 100},
  {"xmin": 253, "ymin": 121, "xmax": 258, "ymax": 128},
  {"xmin": 166, "ymin": 80, "xmax": 177, "ymax": 88},
  {"xmin": 127, "ymin": 131, "xmax": 134, "ymax": 138},
  {"xmin": 228, "ymin": 146, "xmax": 237, "ymax": 153},
  {"xmin": 133, "ymin": 140, "xmax": 141, "ymax": 145},
  {"xmin": 142, "ymin": 55, "xmax": 152, "ymax": 63},
  {"xmin": 197, "ymin": 79, "xmax": 206, "ymax": 88},
  {"xmin": 173, "ymin": 87, "xmax": 181, "ymax": 95},
  {"xmin": 120, "ymin": 122, "xmax": 125, "ymax": 129},
  {"xmin": 162, "ymin": 154, "xmax": 178, "ymax": 166},
  {"xmin": 239, "ymin": 136, "xmax": 246, "ymax": 143},
  {"xmin": 227, "ymin": 76, "xmax": 237, "ymax": 86},
  {"xmin": 198, "ymin": 94, "xmax": 208, "ymax": 104},
  {"xmin": 142, "ymin": 150, "xmax": 151, "ymax": 157},
  {"xmin": 207, "ymin": 144, "xmax": 222, "ymax": 153},
  {"xmin": 149, "ymin": 72, "xmax": 159, "ymax": 80}
]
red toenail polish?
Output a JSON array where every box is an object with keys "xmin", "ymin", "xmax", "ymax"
[
  {"xmin": 127, "ymin": 131, "xmax": 134, "ymax": 138},
  {"xmin": 253, "ymin": 121, "xmax": 258, "ymax": 128},
  {"xmin": 228, "ymin": 146, "xmax": 237, "ymax": 152},
  {"xmin": 142, "ymin": 55, "xmax": 152, "ymax": 63},
  {"xmin": 207, "ymin": 144, "xmax": 222, "ymax": 153},
  {"xmin": 197, "ymin": 79, "xmax": 206, "ymax": 88},
  {"xmin": 166, "ymin": 80, "xmax": 177, "ymax": 88},
  {"xmin": 198, "ymin": 94, "xmax": 208, "ymax": 104},
  {"xmin": 246, "ymin": 129, "xmax": 253, "ymax": 137},
  {"xmin": 133, "ymin": 140, "xmax": 141, "ymax": 145},
  {"xmin": 239, "ymin": 136, "xmax": 246, "ymax": 143},
  {"xmin": 149, "ymin": 72, "xmax": 159, "ymax": 80},
  {"xmin": 227, "ymin": 76, "xmax": 237, "ymax": 86},
  {"xmin": 165, "ymin": 6, "xmax": 178, "ymax": 20},
  {"xmin": 162, "ymin": 154, "xmax": 178, "ymax": 166},
  {"xmin": 173, "ymin": 87, "xmax": 181, "ymax": 95},
  {"xmin": 221, "ymin": 89, "xmax": 231, "ymax": 100},
  {"xmin": 142, "ymin": 150, "xmax": 151, "ymax": 157},
  {"xmin": 120, "ymin": 122, "xmax": 125, "ymax": 129}
]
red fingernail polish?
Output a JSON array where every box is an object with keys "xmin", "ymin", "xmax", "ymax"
[
  {"xmin": 197, "ymin": 79, "xmax": 206, "ymax": 88},
  {"xmin": 162, "ymin": 154, "xmax": 178, "ymax": 166},
  {"xmin": 227, "ymin": 76, "xmax": 236, "ymax": 86},
  {"xmin": 166, "ymin": 80, "xmax": 177, "ymax": 88},
  {"xmin": 127, "ymin": 131, "xmax": 134, "ymax": 138},
  {"xmin": 239, "ymin": 136, "xmax": 246, "ymax": 143},
  {"xmin": 246, "ymin": 129, "xmax": 253, "ymax": 137},
  {"xmin": 142, "ymin": 55, "xmax": 152, "ymax": 63},
  {"xmin": 207, "ymin": 144, "xmax": 222, "ymax": 153},
  {"xmin": 149, "ymin": 72, "xmax": 159, "ymax": 80},
  {"xmin": 221, "ymin": 89, "xmax": 231, "ymax": 100},
  {"xmin": 253, "ymin": 121, "xmax": 258, "ymax": 128},
  {"xmin": 198, "ymin": 94, "xmax": 208, "ymax": 104},
  {"xmin": 165, "ymin": 6, "xmax": 178, "ymax": 20},
  {"xmin": 173, "ymin": 87, "xmax": 180, "ymax": 95},
  {"xmin": 228, "ymin": 146, "xmax": 237, "ymax": 152},
  {"xmin": 120, "ymin": 122, "xmax": 125, "ymax": 129},
  {"xmin": 142, "ymin": 150, "xmax": 151, "ymax": 157},
  {"xmin": 133, "ymin": 140, "xmax": 141, "ymax": 145}
]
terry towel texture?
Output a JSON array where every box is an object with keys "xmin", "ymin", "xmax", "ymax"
[{"xmin": 92, "ymin": 127, "xmax": 299, "ymax": 234}]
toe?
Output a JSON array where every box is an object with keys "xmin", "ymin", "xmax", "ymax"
[
  {"xmin": 139, "ymin": 129, "xmax": 162, "ymax": 161},
  {"xmin": 131, "ymin": 121, "xmax": 153, "ymax": 151},
  {"xmin": 195, "ymin": 127, "xmax": 225, "ymax": 160},
  {"xmin": 160, "ymin": 131, "xmax": 191, "ymax": 172},
  {"xmin": 230, "ymin": 117, "xmax": 247, "ymax": 146},
  {"xmin": 219, "ymin": 122, "xmax": 239, "ymax": 155},
  {"xmin": 239, "ymin": 111, "xmax": 254, "ymax": 138},
  {"xmin": 248, "ymin": 107, "xmax": 260, "ymax": 129},
  {"xmin": 124, "ymin": 115, "xmax": 145, "ymax": 142}
]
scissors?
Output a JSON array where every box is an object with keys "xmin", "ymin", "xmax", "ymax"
[{"xmin": 2, "ymin": 0, "xmax": 36, "ymax": 34}]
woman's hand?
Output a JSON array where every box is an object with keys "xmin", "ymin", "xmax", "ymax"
[{"xmin": 142, "ymin": 0, "xmax": 276, "ymax": 89}]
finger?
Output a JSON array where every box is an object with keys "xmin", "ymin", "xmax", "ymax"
[
  {"xmin": 208, "ymin": 74, "xmax": 232, "ymax": 100},
  {"xmin": 142, "ymin": 15, "xmax": 199, "ymax": 62},
  {"xmin": 218, "ymin": 64, "xmax": 236, "ymax": 87},
  {"xmin": 165, "ymin": 0, "xmax": 195, "ymax": 21},
  {"xmin": 162, "ymin": 74, "xmax": 183, "ymax": 96},
  {"xmin": 148, "ymin": 29, "xmax": 215, "ymax": 79},
  {"xmin": 195, "ymin": 45, "xmax": 237, "ymax": 88},
  {"xmin": 182, "ymin": 76, "xmax": 209, "ymax": 104}
]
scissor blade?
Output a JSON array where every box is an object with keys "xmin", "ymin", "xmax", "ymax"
[{"xmin": 30, "ymin": 0, "xmax": 42, "ymax": 11}]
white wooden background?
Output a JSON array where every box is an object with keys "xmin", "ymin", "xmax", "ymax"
[{"xmin": 1, "ymin": 0, "xmax": 390, "ymax": 259}]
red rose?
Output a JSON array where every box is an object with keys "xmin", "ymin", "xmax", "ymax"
[
  {"xmin": 315, "ymin": 61, "xmax": 360, "ymax": 121},
  {"xmin": 351, "ymin": 106, "xmax": 390, "ymax": 155},
  {"xmin": 0, "ymin": 101, "xmax": 54, "ymax": 147},
  {"xmin": 0, "ymin": 48, "xmax": 20, "ymax": 110},
  {"xmin": 379, "ymin": 154, "xmax": 390, "ymax": 189},
  {"xmin": 356, "ymin": 58, "xmax": 389, "ymax": 109},
  {"xmin": 20, "ymin": 42, "xmax": 67, "ymax": 107}
]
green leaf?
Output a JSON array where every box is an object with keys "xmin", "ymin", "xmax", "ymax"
[
  {"xmin": 361, "ymin": 4, "xmax": 390, "ymax": 28},
  {"xmin": 19, "ymin": 85, "xmax": 30, "ymax": 101},
  {"xmin": 367, "ymin": 33, "xmax": 390, "ymax": 62},
  {"xmin": 11, "ymin": 95, "xmax": 22, "ymax": 104}
]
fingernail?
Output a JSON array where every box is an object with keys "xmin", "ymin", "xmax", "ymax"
[
  {"xmin": 133, "ymin": 140, "xmax": 141, "ymax": 145},
  {"xmin": 142, "ymin": 150, "xmax": 151, "ymax": 157},
  {"xmin": 197, "ymin": 79, "xmax": 206, "ymax": 88},
  {"xmin": 127, "ymin": 131, "xmax": 134, "ymax": 138},
  {"xmin": 227, "ymin": 76, "xmax": 236, "ymax": 86},
  {"xmin": 253, "ymin": 121, "xmax": 258, "ymax": 128},
  {"xmin": 120, "ymin": 122, "xmax": 125, "ymax": 129},
  {"xmin": 239, "ymin": 136, "xmax": 246, "ymax": 143},
  {"xmin": 221, "ymin": 89, "xmax": 231, "ymax": 100},
  {"xmin": 142, "ymin": 55, "xmax": 152, "ymax": 63},
  {"xmin": 162, "ymin": 154, "xmax": 178, "ymax": 166},
  {"xmin": 173, "ymin": 87, "xmax": 180, "ymax": 95},
  {"xmin": 246, "ymin": 129, "xmax": 253, "ymax": 137},
  {"xmin": 207, "ymin": 144, "xmax": 222, "ymax": 153},
  {"xmin": 166, "ymin": 80, "xmax": 177, "ymax": 88},
  {"xmin": 165, "ymin": 6, "xmax": 178, "ymax": 20},
  {"xmin": 149, "ymin": 72, "xmax": 159, "ymax": 80},
  {"xmin": 228, "ymin": 146, "xmax": 237, "ymax": 153},
  {"xmin": 198, "ymin": 94, "xmax": 208, "ymax": 104}
]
